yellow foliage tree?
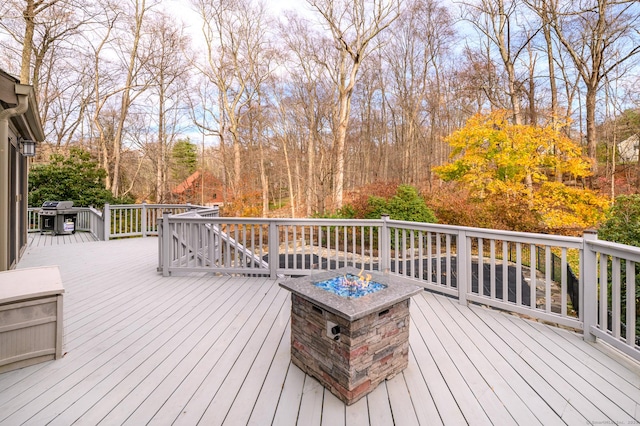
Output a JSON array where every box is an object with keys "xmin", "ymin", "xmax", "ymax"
[
  {"xmin": 436, "ymin": 111, "xmax": 608, "ymax": 230},
  {"xmin": 533, "ymin": 182, "xmax": 609, "ymax": 230}
]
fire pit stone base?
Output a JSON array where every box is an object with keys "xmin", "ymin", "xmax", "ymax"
[{"xmin": 290, "ymin": 292, "xmax": 412, "ymax": 405}]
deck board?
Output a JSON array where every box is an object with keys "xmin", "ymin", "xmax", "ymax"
[
  {"xmin": 385, "ymin": 374, "xmax": 419, "ymax": 426},
  {"xmin": 319, "ymin": 389, "xmax": 345, "ymax": 426},
  {"xmin": 442, "ymin": 295, "xmax": 562, "ymax": 425},
  {"xmin": 410, "ymin": 296, "xmax": 494, "ymax": 425},
  {"xmin": 503, "ymin": 312, "xmax": 638, "ymax": 420},
  {"xmin": 1, "ymin": 237, "xmax": 639, "ymax": 425},
  {"xmin": 27, "ymin": 231, "xmax": 97, "ymax": 247},
  {"xmin": 416, "ymin": 294, "xmax": 518, "ymax": 425},
  {"xmin": 297, "ymin": 375, "xmax": 323, "ymax": 426},
  {"xmin": 366, "ymin": 383, "xmax": 394, "ymax": 426}
]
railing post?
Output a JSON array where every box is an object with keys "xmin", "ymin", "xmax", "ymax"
[
  {"xmin": 157, "ymin": 215, "xmax": 162, "ymax": 272},
  {"xmin": 162, "ymin": 213, "xmax": 171, "ymax": 277},
  {"xmin": 141, "ymin": 203, "xmax": 147, "ymax": 238},
  {"xmin": 380, "ymin": 215, "xmax": 390, "ymax": 274},
  {"xmin": 457, "ymin": 230, "xmax": 468, "ymax": 305},
  {"xmin": 582, "ymin": 230, "xmax": 598, "ymax": 342},
  {"xmin": 269, "ymin": 220, "xmax": 278, "ymax": 279},
  {"xmin": 103, "ymin": 203, "xmax": 111, "ymax": 242}
]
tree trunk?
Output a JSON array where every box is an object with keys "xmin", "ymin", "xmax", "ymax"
[
  {"xmin": 258, "ymin": 138, "xmax": 269, "ymax": 216},
  {"xmin": 333, "ymin": 106, "xmax": 348, "ymax": 209},
  {"xmin": 306, "ymin": 132, "xmax": 315, "ymax": 216},
  {"xmin": 585, "ymin": 85, "xmax": 598, "ymax": 174},
  {"xmin": 495, "ymin": 1, "xmax": 522, "ymax": 125},
  {"xmin": 20, "ymin": 0, "xmax": 36, "ymax": 84},
  {"xmin": 156, "ymin": 81, "xmax": 165, "ymax": 203}
]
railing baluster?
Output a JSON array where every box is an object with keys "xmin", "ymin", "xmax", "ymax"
[
  {"xmin": 259, "ymin": 225, "xmax": 264, "ymax": 269},
  {"xmin": 599, "ymin": 253, "xmax": 608, "ymax": 331},
  {"xmin": 545, "ymin": 246, "xmax": 552, "ymax": 312},
  {"xmin": 402, "ymin": 229, "xmax": 407, "ymax": 277},
  {"xmin": 445, "ymin": 234, "xmax": 451, "ymax": 288},
  {"xmin": 234, "ymin": 225, "xmax": 240, "ymax": 268},
  {"xmin": 478, "ymin": 238, "xmax": 484, "ymax": 296},
  {"xmin": 490, "ymin": 240, "xmax": 496, "ymax": 299},
  {"xmin": 611, "ymin": 256, "xmax": 621, "ymax": 339},
  {"xmin": 436, "ymin": 233, "xmax": 442, "ymax": 286},
  {"xmin": 626, "ymin": 260, "xmax": 636, "ymax": 347},
  {"xmin": 301, "ymin": 226, "xmax": 306, "ymax": 271},
  {"xmin": 418, "ymin": 231, "xmax": 424, "ymax": 281},
  {"xmin": 293, "ymin": 226, "xmax": 298, "ymax": 270},
  {"xmin": 530, "ymin": 245, "xmax": 536, "ymax": 309},
  {"xmin": 516, "ymin": 243, "xmax": 522, "ymax": 306},
  {"xmin": 342, "ymin": 226, "xmax": 347, "ymax": 267},
  {"xmin": 457, "ymin": 230, "xmax": 468, "ymax": 304},
  {"xmin": 352, "ymin": 226, "xmax": 357, "ymax": 268},
  {"xmin": 394, "ymin": 228, "xmax": 400, "ymax": 275},
  {"xmin": 502, "ymin": 241, "xmax": 508, "ymax": 302},
  {"xmin": 336, "ymin": 226, "xmax": 340, "ymax": 267},
  {"xmin": 410, "ymin": 230, "xmax": 415, "ymax": 279},
  {"xmin": 561, "ymin": 248, "xmax": 568, "ymax": 317},
  {"xmin": 427, "ymin": 232, "xmax": 432, "ymax": 284}
]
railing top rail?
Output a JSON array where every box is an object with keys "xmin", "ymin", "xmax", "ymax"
[
  {"xmin": 172, "ymin": 207, "xmax": 219, "ymax": 217},
  {"xmin": 386, "ymin": 219, "xmax": 584, "ymax": 246},
  {"xmin": 587, "ymin": 239, "xmax": 640, "ymax": 262},
  {"xmin": 108, "ymin": 203, "xmax": 209, "ymax": 209},
  {"xmin": 274, "ymin": 218, "xmax": 384, "ymax": 226},
  {"xmin": 163, "ymin": 216, "xmax": 383, "ymax": 226},
  {"xmin": 161, "ymin": 215, "xmax": 584, "ymax": 247}
]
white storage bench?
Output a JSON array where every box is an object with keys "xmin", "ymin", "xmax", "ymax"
[{"xmin": 0, "ymin": 266, "xmax": 64, "ymax": 374}]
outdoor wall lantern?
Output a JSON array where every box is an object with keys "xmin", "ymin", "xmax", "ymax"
[{"xmin": 20, "ymin": 138, "xmax": 36, "ymax": 157}]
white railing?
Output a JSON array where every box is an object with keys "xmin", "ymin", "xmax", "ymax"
[
  {"xmin": 28, "ymin": 206, "xmax": 104, "ymax": 240},
  {"xmin": 583, "ymin": 235, "xmax": 640, "ymax": 360},
  {"xmin": 157, "ymin": 214, "xmax": 639, "ymax": 361},
  {"xmin": 158, "ymin": 216, "xmax": 383, "ymax": 278},
  {"xmin": 104, "ymin": 203, "xmax": 215, "ymax": 240},
  {"xmin": 28, "ymin": 203, "xmax": 215, "ymax": 241}
]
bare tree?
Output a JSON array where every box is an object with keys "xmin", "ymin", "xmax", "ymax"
[
  {"xmin": 545, "ymin": 0, "xmax": 640, "ymax": 172},
  {"xmin": 307, "ymin": 0, "xmax": 401, "ymax": 209},
  {"xmin": 462, "ymin": 0, "xmax": 533, "ymax": 125},
  {"xmin": 143, "ymin": 11, "xmax": 190, "ymax": 202},
  {"xmin": 0, "ymin": 0, "xmax": 94, "ymax": 150},
  {"xmin": 382, "ymin": 0, "xmax": 454, "ymax": 186},
  {"xmin": 88, "ymin": 0, "xmax": 155, "ymax": 197},
  {"xmin": 278, "ymin": 11, "xmax": 333, "ymax": 215},
  {"xmin": 192, "ymin": 0, "xmax": 272, "ymax": 199}
]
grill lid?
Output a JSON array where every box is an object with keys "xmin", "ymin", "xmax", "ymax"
[{"xmin": 41, "ymin": 201, "xmax": 74, "ymax": 210}]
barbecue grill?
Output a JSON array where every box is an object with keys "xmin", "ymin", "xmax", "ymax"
[{"xmin": 39, "ymin": 201, "xmax": 78, "ymax": 235}]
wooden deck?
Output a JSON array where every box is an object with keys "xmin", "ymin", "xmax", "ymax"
[
  {"xmin": 27, "ymin": 231, "xmax": 97, "ymax": 248},
  {"xmin": 2, "ymin": 237, "xmax": 639, "ymax": 425}
]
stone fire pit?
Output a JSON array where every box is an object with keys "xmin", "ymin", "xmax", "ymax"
[{"xmin": 279, "ymin": 267, "xmax": 423, "ymax": 405}]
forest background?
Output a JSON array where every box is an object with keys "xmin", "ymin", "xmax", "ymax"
[{"xmin": 2, "ymin": 0, "xmax": 640, "ymax": 238}]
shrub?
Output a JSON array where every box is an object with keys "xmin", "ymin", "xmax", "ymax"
[
  {"xmin": 28, "ymin": 148, "xmax": 127, "ymax": 208},
  {"xmin": 598, "ymin": 194, "xmax": 640, "ymax": 247},
  {"xmin": 365, "ymin": 184, "xmax": 437, "ymax": 223}
]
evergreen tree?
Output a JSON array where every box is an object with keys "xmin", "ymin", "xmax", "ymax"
[{"xmin": 29, "ymin": 148, "xmax": 126, "ymax": 208}]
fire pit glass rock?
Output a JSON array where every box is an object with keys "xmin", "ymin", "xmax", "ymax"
[
  {"xmin": 313, "ymin": 273, "xmax": 386, "ymax": 298},
  {"xmin": 279, "ymin": 267, "xmax": 422, "ymax": 405}
]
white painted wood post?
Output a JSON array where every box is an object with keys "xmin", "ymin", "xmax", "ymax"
[
  {"xmin": 103, "ymin": 203, "xmax": 110, "ymax": 241},
  {"xmin": 141, "ymin": 203, "xmax": 147, "ymax": 237},
  {"xmin": 380, "ymin": 215, "xmax": 390, "ymax": 274},
  {"xmin": 457, "ymin": 230, "xmax": 468, "ymax": 305},
  {"xmin": 269, "ymin": 220, "xmax": 278, "ymax": 279},
  {"xmin": 162, "ymin": 213, "xmax": 171, "ymax": 277},
  {"xmin": 582, "ymin": 230, "xmax": 598, "ymax": 343}
]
